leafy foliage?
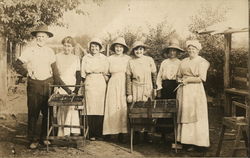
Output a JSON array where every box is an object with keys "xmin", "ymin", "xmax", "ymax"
[
  {"xmin": 188, "ymin": 3, "xmax": 248, "ymax": 98},
  {"xmin": 0, "ymin": 0, "xmax": 100, "ymax": 43}
]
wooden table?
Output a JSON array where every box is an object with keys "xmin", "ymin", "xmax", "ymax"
[{"xmin": 128, "ymin": 99, "xmax": 177, "ymax": 153}]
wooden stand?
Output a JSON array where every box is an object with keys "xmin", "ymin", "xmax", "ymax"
[
  {"xmin": 46, "ymin": 85, "xmax": 88, "ymax": 151},
  {"xmin": 128, "ymin": 99, "xmax": 177, "ymax": 153},
  {"xmin": 216, "ymin": 67, "xmax": 249, "ymax": 156}
]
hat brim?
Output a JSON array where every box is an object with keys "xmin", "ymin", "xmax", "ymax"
[
  {"xmin": 31, "ymin": 31, "xmax": 53, "ymax": 38},
  {"xmin": 110, "ymin": 43, "xmax": 129, "ymax": 53},
  {"xmin": 89, "ymin": 41, "xmax": 103, "ymax": 50},
  {"xmin": 132, "ymin": 44, "xmax": 149, "ymax": 51},
  {"xmin": 162, "ymin": 46, "xmax": 184, "ymax": 54}
]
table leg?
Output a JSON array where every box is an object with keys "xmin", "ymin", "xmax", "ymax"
[
  {"xmin": 47, "ymin": 106, "xmax": 50, "ymax": 152},
  {"xmin": 131, "ymin": 127, "xmax": 133, "ymax": 153},
  {"xmin": 173, "ymin": 113, "xmax": 177, "ymax": 153}
]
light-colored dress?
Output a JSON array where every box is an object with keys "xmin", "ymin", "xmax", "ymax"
[
  {"xmin": 103, "ymin": 54, "xmax": 131, "ymax": 135},
  {"xmin": 176, "ymin": 55, "xmax": 210, "ymax": 147},
  {"xmin": 55, "ymin": 53, "xmax": 81, "ymax": 136},
  {"xmin": 127, "ymin": 55, "xmax": 157, "ymax": 102},
  {"xmin": 81, "ymin": 53, "xmax": 108, "ymax": 115}
]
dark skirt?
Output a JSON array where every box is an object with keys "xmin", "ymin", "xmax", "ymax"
[
  {"xmin": 88, "ymin": 115, "xmax": 104, "ymax": 138},
  {"xmin": 156, "ymin": 80, "xmax": 178, "ymax": 134},
  {"xmin": 160, "ymin": 80, "xmax": 178, "ymax": 99}
]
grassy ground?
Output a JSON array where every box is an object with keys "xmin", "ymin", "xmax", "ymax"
[{"xmin": 0, "ymin": 84, "xmax": 247, "ymax": 157}]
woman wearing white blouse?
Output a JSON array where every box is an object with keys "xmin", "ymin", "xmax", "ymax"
[
  {"xmin": 156, "ymin": 39, "xmax": 184, "ymax": 99},
  {"xmin": 156, "ymin": 39, "xmax": 184, "ymax": 142}
]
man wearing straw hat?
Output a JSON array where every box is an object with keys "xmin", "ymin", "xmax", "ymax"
[{"xmin": 13, "ymin": 25, "xmax": 71, "ymax": 149}]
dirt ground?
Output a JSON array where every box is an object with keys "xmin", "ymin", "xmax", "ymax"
[{"xmin": 0, "ymin": 83, "xmax": 247, "ymax": 157}]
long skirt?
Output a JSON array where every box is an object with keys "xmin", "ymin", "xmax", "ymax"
[
  {"xmin": 177, "ymin": 83, "xmax": 210, "ymax": 147},
  {"xmin": 103, "ymin": 73, "xmax": 128, "ymax": 135},
  {"xmin": 88, "ymin": 115, "xmax": 104, "ymax": 138},
  {"xmin": 57, "ymin": 106, "xmax": 80, "ymax": 136}
]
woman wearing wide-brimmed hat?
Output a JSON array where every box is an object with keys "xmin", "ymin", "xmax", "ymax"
[
  {"xmin": 81, "ymin": 38, "xmax": 109, "ymax": 141},
  {"xmin": 126, "ymin": 40, "xmax": 157, "ymax": 143},
  {"xmin": 126, "ymin": 41, "xmax": 157, "ymax": 103},
  {"xmin": 156, "ymin": 39, "xmax": 184, "ymax": 99},
  {"xmin": 176, "ymin": 40, "xmax": 210, "ymax": 151},
  {"xmin": 102, "ymin": 37, "xmax": 131, "ymax": 142},
  {"xmin": 155, "ymin": 38, "xmax": 184, "ymax": 143}
]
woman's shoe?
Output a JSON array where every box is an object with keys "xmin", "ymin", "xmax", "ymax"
[
  {"xmin": 187, "ymin": 146, "xmax": 195, "ymax": 152},
  {"xmin": 29, "ymin": 142, "xmax": 39, "ymax": 149},
  {"xmin": 90, "ymin": 137, "xmax": 96, "ymax": 141}
]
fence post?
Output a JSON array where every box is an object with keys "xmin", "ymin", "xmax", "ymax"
[{"xmin": 0, "ymin": 36, "xmax": 7, "ymax": 111}]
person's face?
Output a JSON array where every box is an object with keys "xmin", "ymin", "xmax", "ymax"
[
  {"xmin": 63, "ymin": 43, "xmax": 74, "ymax": 55},
  {"xmin": 90, "ymin": 43, "xmax": 100, "ymax": 54},
  {"xmin": 36, "ymin": 32, "xmax": 49, "ymax": 47},
  {"xmin": 114, "ymin": 44, "xmax": 124, "ymax": 55},
  {"xmin": 134, "ymin": 46, "xmax": 144, "ymax": 58},
  {"xmin": 187, "ymin": 45, "xmax": 199, "ymax": 58},
  {"xmin": 168, "ymin": 48, "xmax": 177, "ymax": 59}
]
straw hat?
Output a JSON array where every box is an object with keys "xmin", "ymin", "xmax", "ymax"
[
  {"xmin": 110, "ymin": 37, "xmax": 129, "ymax": 53},
  {"xmin": 88, "ymin": 38, "xmax": 103, "ymax": 50},
  {"xmin": 162, "ymin": 39, "xmax": 184, "ymax": 54},
  {"xmin": 186, "ymin": 40, "xmax": 202, "ymax": 50},
  {"xmin": 131, "ymin": 41, "xmax": 149, "ymax": 51},
  {"xmin": 31, "ymin": 25, "xmax": 53, "ymax": 38}
]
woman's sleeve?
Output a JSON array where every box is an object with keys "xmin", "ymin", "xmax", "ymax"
[
  {"xmin": 176, "ymin": 64, "xmax": 183, "ymax": 82},
  {"xmin": 156, "ymin": 62, "xmax": 163, "ymax": 90},
  {"xmin": 150, "ymin": 58, "xmax": 157, "ymax": 73},
  {"xmin": 126, "ymin": 61, "xmax": 132, "ymax": 95},
  {"xmin": 81, "ymin": 56, "xmax": 87, "ymax": 78},
  {"xmin": 73, "ymin": 57, "xmax": 82, "ymax": 94},
  {"xmin": 198, "ymin": 59, "xmax": 210, "ymax": 82}
]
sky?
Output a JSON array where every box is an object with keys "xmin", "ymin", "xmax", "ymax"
[{"xmin": 49, "ymin": 0, "xmax": 248, "ymax": 45}]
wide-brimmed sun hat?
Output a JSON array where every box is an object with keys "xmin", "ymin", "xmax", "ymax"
[
  {"xmin": 88, "ymin": 38, "xmax": 103, "ymax": 50},
  {"xmin": 131, "ymin": 41, "xmax": 149, "ymax": 51},
  {"xmin": 162, "ymin": 39, "xmax": 184, "ymax": 54},
  {"xmin": 186, "ymin": 40, "xmax": 202, "ymax": 50},
  {"xmin": 31, "ymin": 25, "xmax": 53, "ymax": 38},
  {"xmin": 110, "ymin": 37, "xmax": 129, "ymax": 53}
]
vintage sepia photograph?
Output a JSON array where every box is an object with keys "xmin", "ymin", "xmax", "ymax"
[{"xmin": 0, "ymin": 0, "xmax": 249, "ymax": 157}]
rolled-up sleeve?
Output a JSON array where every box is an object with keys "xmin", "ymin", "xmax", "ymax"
[
  {"xmin": 81, "ymin": 56, "xmax": 87, "ymax": 78},
  {"xmin": 198, "ymin": 60, "xmax": 210, "ymax": 82}
]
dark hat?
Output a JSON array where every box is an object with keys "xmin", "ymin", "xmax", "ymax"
[
  {"xmin": 110, "ymin": 37, "xmax": 129, "ymax": 53},
  {"xmin": 162, "ymin": 39, "xmax": 184, "ymax": 54},
  {"xmin": 31, "ymin": 25, "xmax": 53, "ymax": 38}
]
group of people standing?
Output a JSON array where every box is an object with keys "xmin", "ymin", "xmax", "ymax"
[{"xmin": 14, "ymin": 25, "xmax": 210, "ymax": 152}]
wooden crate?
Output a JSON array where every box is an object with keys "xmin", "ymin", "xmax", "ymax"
[
  {"xmin": 128, "ymin": 99, "xmax": 178, "ymax": 153},
  {"xmin": 128, "ymin": 99, "xmax": 177, "ymax": 119},
  {"xmin": 48, "ymin": 94, "xmax": 84, "ymax": 107}
]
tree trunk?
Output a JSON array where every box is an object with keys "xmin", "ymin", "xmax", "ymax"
[{"xmin": 0, "ymin": 36, "xmax": 7, "ymax": 111}]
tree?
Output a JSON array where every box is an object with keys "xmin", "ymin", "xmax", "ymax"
[
  {"xmin": 144, "ymin": 19, "xmax": 176, "ymax": 66},
  {"xmin": 188, "ymin": 3, "xmax": 229, "ymax": 98},
  {"xmin": 0, "ymin": 0, "xmax": 102, "ymax": 109},
  {"xmin": 102, "ymin": 26, "xmax": 144, "ymax": 56}
]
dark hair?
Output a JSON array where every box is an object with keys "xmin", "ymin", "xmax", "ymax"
[
  {"xmin": 89, "ymin": 42, "xmax": 102, "ymax": 50},
  {"xmin": 61, "ymin": 36, "xmax": 76, "ymax": 47},
  {"xmin": 131, "ymin": 46, "xmax": 145, "ymax": 56}
]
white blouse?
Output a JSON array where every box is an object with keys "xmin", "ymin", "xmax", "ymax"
[{"xmin": 156, "ymin": 58, "xmax": 180, "ymax": 90}]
